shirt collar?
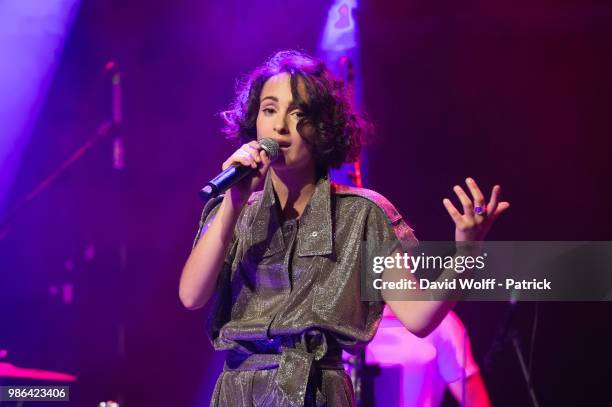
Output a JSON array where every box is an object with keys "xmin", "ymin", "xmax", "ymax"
[{"xmin": 249, "ymin": 171, "xmax": 333, "ymax": 258}]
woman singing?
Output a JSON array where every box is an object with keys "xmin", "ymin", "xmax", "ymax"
[{"xmin": 179, "ymin": 50, "xmax": 509, "ymax": 406}]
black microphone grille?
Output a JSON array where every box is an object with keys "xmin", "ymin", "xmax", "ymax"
[{"xmin": 258, "ymin": 138, "xmax": 280, "ymax": 162}]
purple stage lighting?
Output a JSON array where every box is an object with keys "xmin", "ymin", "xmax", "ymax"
[{"xmin": 0, "ymin": 0, "xmax": 81, "ymax": 216}]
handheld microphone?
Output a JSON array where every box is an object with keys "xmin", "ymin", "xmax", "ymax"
[{"xmin": 199, "ymin": 138, "xmax": 280, "ymax": 202}]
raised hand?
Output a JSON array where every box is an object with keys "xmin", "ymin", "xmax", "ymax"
[
  {"xmin": 443, "ymin": 177, "xmax": 510, "ymax": 243},
  {"xmin": 222, "ymin": 140, "xmax": 272, "ymax": 205}
]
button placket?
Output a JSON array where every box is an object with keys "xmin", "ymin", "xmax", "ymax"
[{"xmin": 283, "ymin": 220, "xmax": 298, "ymax": 290}]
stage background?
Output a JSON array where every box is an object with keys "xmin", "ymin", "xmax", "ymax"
[{"xmin": 1, "ymin": 0, "xmax": 610, "ymax": 405}]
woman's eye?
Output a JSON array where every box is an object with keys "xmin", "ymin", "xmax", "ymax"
[
  {"xmin": 262, "ymin": 108, "xmax": 276, "ymax": 116},
  {"xmin": 291, "ymin": 110, "xmax": 305, "ymax": 118}
]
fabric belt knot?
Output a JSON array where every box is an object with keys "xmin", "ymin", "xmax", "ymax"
[{"xmin": 224, "ymin": 329, "xmax": 344, "ymax": 406}]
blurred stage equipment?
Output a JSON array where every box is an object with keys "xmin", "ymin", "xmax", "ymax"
[
  {"xmin": 485, "ymin": 301, "xmax": 540, "ymax": 407},
  {"xmin": 0, "ymin": 362, "xmax": 76, "ymax": 382},
  {"xmin": 0, "ymin": 61, "xmax": 123, "ymax": 240}
]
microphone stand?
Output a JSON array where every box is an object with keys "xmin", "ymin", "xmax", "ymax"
[
  {"xmin": 484, "ymin": 301, "xmax": 540, "ymax": 407},
  {"xmin": 106, "ymin": 62, "xmax": 127, "ymax": 407},
  {"xmin": 511, "ymin": 331, "xmax": 540, "ymax": 407}
]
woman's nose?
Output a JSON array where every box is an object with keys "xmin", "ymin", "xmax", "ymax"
[{"xmin": 273, "ymin": 115, "xmax": 290, "ymax": 134}]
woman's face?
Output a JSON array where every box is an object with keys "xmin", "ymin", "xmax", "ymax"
[{"xmin": 256, "ymin": 72, "xmax": 315, "ymax": 173}]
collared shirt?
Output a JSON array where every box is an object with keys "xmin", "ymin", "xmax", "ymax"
[{"xmin": 194, "ymin": 171, "xmax": 417, "ymax": 355}]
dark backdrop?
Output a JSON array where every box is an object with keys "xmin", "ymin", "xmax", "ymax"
[{"xmin": 1, "ymin": 0, "xmax": 610, "ymax": 405}]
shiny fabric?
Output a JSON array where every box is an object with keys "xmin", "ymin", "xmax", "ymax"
[{"xmin": 193, "ymin": 172, "xmax": 417, "ymax": 406}]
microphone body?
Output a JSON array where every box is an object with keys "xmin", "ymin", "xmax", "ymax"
[{"xmin": 199, "ymin": 138, "xmax": 279, "ymax": 202}]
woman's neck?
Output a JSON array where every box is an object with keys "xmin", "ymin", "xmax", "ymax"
[{"xmin": 270, "ymin": 164, "xmax": 318, "ymax": 221}]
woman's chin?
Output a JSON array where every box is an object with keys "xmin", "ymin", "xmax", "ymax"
[{"xmin": 271, "ymin": 156, "xmax": 315, "ymax": 174}]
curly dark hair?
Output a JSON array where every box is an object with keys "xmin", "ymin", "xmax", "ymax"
[{"xmin": 221, "ymin": 50, "xmax": 367, "ymax": 172}]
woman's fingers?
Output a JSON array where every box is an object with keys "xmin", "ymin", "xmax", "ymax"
[
  {"xmin": 465, "ymin": 178, "xmax": 486, "ymax": 209},
  {"xmin": 223, "ymin": 146, "xmax": 255, "ymax": 170},
  {"xmin": 491, "ymin": 201, "xmax": 510, "ymax": 221},
  {"xmin": 243, "ymin": 141, "xmax": 262, "ymax": 163},
  {"xmin": 486, "ymin": 185, "xmax": 500, "ymax": 216},
  {"xmin": 443, "ymin": 198, "xmax": 463, "ymax": 225},
  {"xmin": 259, "ymin": 149, "xmax": 271, "ymax": 165},
  {"xmin": 253, "ymin": 150, "xmax": 271, "ymax": 177},
  {"xmin": 453, "ymin": 185, "xmax": 474, "ymax": 219},
  {"xmin": 445, "ymin": 179, "xmax": 510, "ymax": 241}
]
